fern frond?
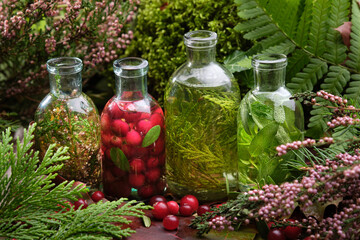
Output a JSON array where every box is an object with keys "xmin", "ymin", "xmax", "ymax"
[
  {"xmin": 346, "ymin": 0, "xmax": 360, "ymax": 71},
  {"xmin": 236, "ymin": 0, "xmax": 264, "ymax": 19},
  {"xmin": 258, "ymin": 31, "xmax": 287, "ymax": 49},
  {"xmin": 294, "ymin": 0, "xmax": 313, "ymax": 47},
  {"xmin": 286, "ymin": 49, "xmax": 311, "ymax": 81},
  {"xmin": 344, "ymin": 74, "xmax": 360, "ymax": 103},
  {"xmin": 323, "ymin": 0, "xmax": 349, "ymax": 64},
  {"xmin": 306, "ymin": 0, "xmax": 330, "ymax": 56},
  {"xmin": 306, "ymin": 98, "xmax": 332, "ymax": 138},
  {"xmin": 234, "ymin": 15, "xmax": 271, "ymax": 32},
  {"xmin": 243, "ymin": 23, "xmax": 278, "ymax": 40},
  {"xmin": 261, "ymin": 39, "xmax": 296, "ymax": 55},
  {"xmin": 287, "ymin": 58, "xmax": 328, "ymax": 93},
  {"xmin": 320, "ymin": 66, "xmax": 350, "ymax": 95}
]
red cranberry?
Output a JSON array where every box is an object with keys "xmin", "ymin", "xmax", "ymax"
[
  {"xmin": 108, "ymin": 101, "xmax": 124, "ymax": 119},
  {"xmin": 137, "ymin": 119, "xmax": 153, "ymax": 134},
  {"xmin": 138, "ymin": 185, "xmax": 155, "ymax": 199},
  {"xmin": 197, "ymin": 205, "xmax": 211, "ymax": 216},
  {"xmin": 100, "ymin": 113, "xmax": 111, "ymax": 132},
  {"xmin": 129, "ymin": 173, "xmax": 145, "ymax": 188},
  {"xmin": 111, "ymin": 119, "xmax": 130, "ymax": 136},
  {"xmin": 150, "ymin": 113, "xmax": 164, "ymax": 128},
  {"xmin": 149, "ymin": 195, "xmax": 167, "ymax": 206},
  {"xmin": 146, "ymin": 157, "xmax": 159, "ymax": 168},
  {"xmin": 126, "ymin": 130, "xmax": 142, "ymax": 146},
  {"xmin": 145, "ymin": 168, "xmax": 161, "ymax": 183},
  {"xmin": 267, "ymin": 229, "xmax": 286, "ymax": 240},
  {"xmin": 91, "ymin": 191, "xmax": 105, "ymax": 202},
  {"xmin": 284, "ymin": 219, "xmax": 302, "ymax": 240},
  {"xmin": 130, "ymin": 158, "xmax": 145, "ymax": 173},
  {"xmin": 74, "ymin": 198, "xmax": 88, "ymax": 210},
  {"xmin": 152, "ymin": 201, "xmax": 169, "ymax": 220},
  {"xmin": 179, "ymin": 204, "xmax": 193, "ymax": 217},
  {"xmin": 163, "ymin": 215, "xmax": 179, "ymax": 230},
  {"xmin": 167, "ymin": 201, "xmax": 179, "ymax": 215},
  {"xmin": 149, "ymin": 137, "xmax": 164, "ymax": 155},
  {"xmin": 180, "ymin": 195, "xmax": 199, "ymax": 211}
]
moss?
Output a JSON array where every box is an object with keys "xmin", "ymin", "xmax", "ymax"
[{"xmin": 126, "ymin": 0, "xmax": 252, "ymax": 103}]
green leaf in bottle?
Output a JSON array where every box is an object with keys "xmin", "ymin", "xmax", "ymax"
[
  {"xmin": 110, "ymin": 148, "xmax": 130, "ymax": 171},
  {"xmin": 142, "ymin": 125, "xmax": 161, "ymax": 147},
  {"xmin": 249, "ymin": 122, "xmax": 279, "ymax": 157}
]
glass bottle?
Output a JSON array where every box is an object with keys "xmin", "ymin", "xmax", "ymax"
[
  {"xmin": 237, "ymin": 53, "xmax": 304, "ymax": 188},
  {"xmin": 165, "ymin": 30, "xmax": 241, "ymax": 201},
  {"xmin": 34, "ymin": 57, "xmax": 101, "ymax": 187},
  {"xmin": 101, "ymin": 57, "xmax": 165, "ymax": 200}
]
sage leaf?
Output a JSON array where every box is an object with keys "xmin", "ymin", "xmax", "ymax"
[
  {"xmin": 142, "ymin": 215, "xmax": 152, "ymax": 228},
  {"xmin": 142, "ymin": 125, "xmax": 161, "ymax": 147},
  {"xmin": 249, "ymin": 122, "xmax": 279, "ymax": 157},
  {"xmin": 110, "ymin": 147, "xmax": 130, "ymax": 171}
]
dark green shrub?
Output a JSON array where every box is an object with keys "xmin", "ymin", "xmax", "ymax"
[{"xmin": 126, "ymin": 0, "xmax": 251, "ymax": 102}]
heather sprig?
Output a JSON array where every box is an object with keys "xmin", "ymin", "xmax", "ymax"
[
  {"xmin": 0, "ymin": 0, "xmax": 139, "ymax": 107},
  {"xmin": 191, "ymin": 91, "xmax": 360, "ymax": 239}
]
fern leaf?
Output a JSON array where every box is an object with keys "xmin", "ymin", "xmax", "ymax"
[
  {"xmin": 344, "ymin": 74, "xmax": 360, "ymax": 103},
  {"xmin": 306, "ymin": 98, "xmax": 332, "ymax": 138},
  {"xmin": 266, "ymin": 0, "xmax": 302, "ymax": 38},
  {"xmin": 261, "ymin": 39, "xmax": 296, "ymax": 55},
  {"xmin": 320, "ymin": 66, "xmax": 350, "ymax": 95},
  {"xmin": 237, "ymin": 3, "xmax": 264, "ymax": 19},
  {"xmin": 286, "ymin": 49, "xmax": 311, "ymax": 81},
  {"xmin": 234, "ymin": 15, "xmax": 271, "ymax": 32},
  {"xmin": 346, "ymin": 0, "xmax": 360, "ymax": 71},
  {"xmin": 323, "ymin": 0, "xmax": 349, "ymax": 64},
  {"xmin": 306, "ymin": 0, "xmax": 330, "ymax": 56},
  {"xmin": 287, "ymin": 58, "xmax": 328, "ymax": 93},
  {"xmin": 295, "ymin": 0, "xmax": 313, "ymax": 47},
  {"xmin": 258, "ymin": 31, "xmax": 287, "ymax": 49},
  {"xmin": 243, "ymin": 23, "xmax": 278, "ymax": 40}
]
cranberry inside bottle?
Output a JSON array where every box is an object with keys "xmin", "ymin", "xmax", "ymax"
[{"xmin": 101, "ymin": 58, "xmax": 166, "ymax": 200}]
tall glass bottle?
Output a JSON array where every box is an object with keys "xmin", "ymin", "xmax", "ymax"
[
  {"xmin": 34, "ymin": 57, "xmax": 101, "ymax": 187},
  {"xmin": 165, "ymin": 30, "xmax": 241, "ymax": 201},
  {"xmin": 101, "ymin": 57, "xmax": 165, "ymax": 200},
  {"xmin": 237, "ymin": 54, "xmax": 304, "ymax": 188}
]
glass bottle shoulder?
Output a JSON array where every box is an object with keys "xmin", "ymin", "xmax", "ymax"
[{"xmin": 169, "ymin": 61, "xmax": 236, "ymax": 89}]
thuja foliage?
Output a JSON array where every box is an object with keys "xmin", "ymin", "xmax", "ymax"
[
  {"xmin": 126, "ymin": 0, "xmax": 251, "ymax": 102},
  {"xmin": 191, "ymin": 91, "xmax": 360, "ymax": 239},
  {"xmin": 0, "ymin": 124, "xmax": 150, "ymax": 239},
  {"xmin": 228, "ymin": 0, "xmax": 360, "ymax": 138},
  {"xmin": 0, "ymin": 0, "xmax": 139, "ymax": 118}
]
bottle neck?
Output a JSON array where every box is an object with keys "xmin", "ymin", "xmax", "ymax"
[
  {"xmin": 253, "ymin": 67, "xmax": 285, "ymax": 92},
  {"xmin": 115, "ymin": 75, "xmax": 147, "ymax": 100},
  {"xmin": 186, "ymin": 46, "xmax": 216, "ymax": 66},
  {"xmin": 113, "ymin": 57, "xmax": 148, "ymax": 100}
]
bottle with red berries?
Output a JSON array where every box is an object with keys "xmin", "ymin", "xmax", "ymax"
[
  {"xmin": 101, "ymin": 57, "xmax": 165, "ymax": 200},
  {"xmin": 165, "ymin": 30, "xmax": 241, "ymax": 201},
  {"xmin": 34, "ymin": 57, "xmax": 101, "ymax": 187},
  {"xmin": 237, "ymin": 54, "xmax": 304, "ymax": 187}
]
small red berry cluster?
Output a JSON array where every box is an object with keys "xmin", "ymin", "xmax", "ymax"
[
  {"xmin": 150, "ymin": 195, "xmax": 210, "ymax": 231},
  {"xmin": 267, "ymin": 219, "xmax": 302, "ymax": 240},
  {"xmin": 72, "ymin": 191, "xmax": 105, "ymax": 210}
]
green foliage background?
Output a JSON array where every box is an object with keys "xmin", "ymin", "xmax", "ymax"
[
  {"xmin": 126, "ymin": 0, "xmax": 252, "ymax": 103},
  {"xmin": 226, "ymin": 0, "xmax": 360, "ymax": 139}
]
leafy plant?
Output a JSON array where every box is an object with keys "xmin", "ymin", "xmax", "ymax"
[
  {"xmin": 228, "ymin": 0, "xmax": 360, "ymax": 138},
  {"xmin": 0, "ymin": 124, "xmax": 150, "ymax": 239},
  {"xmin": 126, "ymin": 0, "xmax": 252, "ymax": 103}
]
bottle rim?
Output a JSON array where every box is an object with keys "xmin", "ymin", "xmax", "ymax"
[
  {"xmin": 252, "ymin": 53, "xmax": 287, "ymax": 70},
  {"xmin": 47, "ymin": 57, "xmax": 83, "ymax": 75},
  {"xmin": 184, "ymin": 30, "xmax": 217, "ymax": 48},
  {"xmin": 113, "ymin": 57, "xmax": 149, "ymax": 77}
]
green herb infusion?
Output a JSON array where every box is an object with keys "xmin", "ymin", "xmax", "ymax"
[{"xmin": 165, "ymin": 81, "xmax": 240, "ymax": 201}]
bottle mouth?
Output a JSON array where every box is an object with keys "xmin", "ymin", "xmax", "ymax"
[
  {"xmin": 184, "ymin": 30, "xmax": 217, "ymax": 48},
  {"xmin": 252, "ymin": 53, "xmax": 287, "ymax": 70},
  {"xmin": 47, "ymin": 57, "xmax": 83, "ymax": 75},
  {"xmin": 113, "ymin": 57, "xmax": 149, "ymax": 77}
]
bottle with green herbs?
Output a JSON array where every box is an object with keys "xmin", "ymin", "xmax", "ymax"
[
  {"xmin": 101, "ymin": 57, "xmax": 165, "ymax": 200},
  {"xmin": 34, "ymin": 57, "xmax": 101, "ymax": 188},
  {"xmin": 165, "ymin": 30, "xmax": 241, "ymax": 201},
  {"xmin": 237, "ymin": 54, "xmax": 304, "ymax": 188}
]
